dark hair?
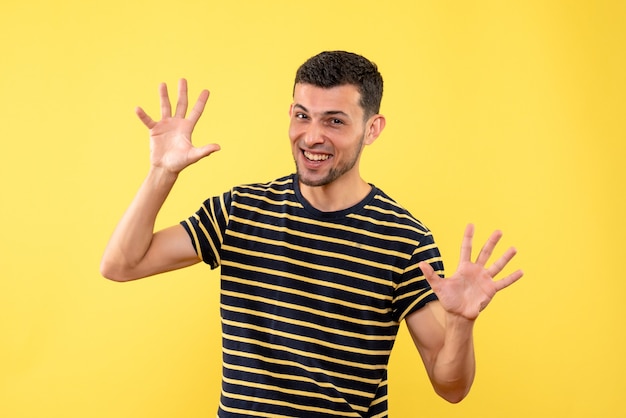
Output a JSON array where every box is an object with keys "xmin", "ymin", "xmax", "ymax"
[{"xmin": 294, "ymin": 51, "xmax": 384, "ymax": 118}]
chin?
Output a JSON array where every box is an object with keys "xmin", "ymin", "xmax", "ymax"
[{"xmin": 298, "ymin": 173, "xmax": 326, "ymax": 187}]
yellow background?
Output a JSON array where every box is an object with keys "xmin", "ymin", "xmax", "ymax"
[{"xmin": 1, "ymin": 0, "xmax": 624, "ymax": 417}]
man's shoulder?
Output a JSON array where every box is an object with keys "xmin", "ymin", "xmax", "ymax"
[
  {"xmin": 232, "ymin": 174, "xmax": 295, "ymax": 194},
  {"xmin": 366, "ymin": 186, "xmax": 431, "ymax": 235},
  {"xmin": 228, "ymin": 174, "xmax": 300, "ymax": 210}
]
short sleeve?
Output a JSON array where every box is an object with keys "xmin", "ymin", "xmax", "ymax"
[
  {"xmin": 180, "ymin": 190, "xmax": 232, "ymax": 270},
  {"xmin": 392, "ymin": 231, "xmax": 444, "ymax": 322}
]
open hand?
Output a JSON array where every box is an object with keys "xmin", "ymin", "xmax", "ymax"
[
  {"xmin": 419, "ymin": 224, "xmax": 523, "ymax": 321},
  {"xmin": 136, "ymin": 78, "xmax": 220, "ymax": 174}
]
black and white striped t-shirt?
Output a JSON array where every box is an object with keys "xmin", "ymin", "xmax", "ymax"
[{"xmin": 181, "ymin": 174, "xmax": 444, "ymax": 418}]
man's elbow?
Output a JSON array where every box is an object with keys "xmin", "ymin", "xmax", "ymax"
[
  {"xmin": 438, "ymin": 391, "xmax": 468, "ymax": 404},
  {"xmin": 434, "ymin": 385, "xmax": 471, "ymax": 404},
  {"xmin": 99, "ymin": 258, "xmax": 135, "ymax": 282}
]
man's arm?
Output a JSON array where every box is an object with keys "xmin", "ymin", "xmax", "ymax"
[
  {"xmin": 405, "ymin": 300, "xmax": 475, "ymax": 403},
  {"xmin": 100, "ymin": 79, "xmax": 220, "ymax": 282},
  {"xmin": 406, "ymin": 224, "xmax": 523, "ymax": 403}
]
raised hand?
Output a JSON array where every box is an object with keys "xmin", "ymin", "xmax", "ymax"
[
  {"xmin": 419, "ymin": 224, "xmax": 523, "ymax": 321},
  {"xmin": 136, "ymin": 78, "xmax": 220, "ymax": 174}
]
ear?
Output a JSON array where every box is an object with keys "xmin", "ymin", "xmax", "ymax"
[
  {"xmin": 288, "ymin": 103, "xmax": 294, "ymax": 117},
  {"xmin": 363, "ymin": 114, "xmax": 386, "ymax": 145}
]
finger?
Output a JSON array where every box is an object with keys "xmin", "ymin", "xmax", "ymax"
[
  {"xmin": 475, "ymin": 229, "xmax": 503, "ymax": 266},
  {"xmin": 418, "ymin": 261, "xmax": 442, "ymax": 292},
  {"xmin": 459, "ymin": 223, "xmax": 475, "ymax": 263},
  {"xmin": 487, "ymin": 246, "xmax": 517, "ymax": 277},
  {"xmin": 188, "ymin": 89, "xmax": 210, "ymax": 127},
  {"xmin": 175, "ymin": 78, "xmax": 189, "ymax": 118},
  {"xmin": 135, "ymin": 106, "xmax": 156, "ymax": 129},
  {"xmin": 159, "ymin": 82, "xmax": 172, "ymax": 119},
  {"xmin": 188, "ymin": 143, "xmax": 221, "ymax": 164},
  {"xmin": 494, "ymin": 269, "xmax": 524, "ymax": 292}
]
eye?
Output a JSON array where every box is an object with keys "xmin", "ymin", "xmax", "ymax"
[
  {"xmin": 330, "ymin": 118, "xmax": 344, "ymax": 125},
  {"xmin": 295, "ymin": 113, "xmax": 309, "ymax": 120}
]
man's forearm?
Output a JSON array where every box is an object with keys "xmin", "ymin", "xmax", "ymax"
[{"xmin": 430, "ymin": 314, "xmax": 476, "ymax": 403}]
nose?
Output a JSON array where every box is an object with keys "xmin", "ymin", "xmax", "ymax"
[{"xmin": 303, "ymin": 122, "xmax": 324, "ymax": 147}]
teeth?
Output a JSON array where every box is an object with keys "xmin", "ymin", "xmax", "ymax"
[{"xmin": 304, "ymin": 151, "xmax": 331, "ymax": 161}]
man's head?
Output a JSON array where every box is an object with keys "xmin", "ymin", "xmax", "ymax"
[
  {"xmin": 294, "ymin": 51, "xmax": 384, "ymax": 120},
  {"xmin": 289, "ymin": 52, "xmax": 387, "ymax": 195}
]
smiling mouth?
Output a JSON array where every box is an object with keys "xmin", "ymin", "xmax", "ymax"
[{"xmin": 304, "ymin": 151, "xmax": 331, "ymax": 161}]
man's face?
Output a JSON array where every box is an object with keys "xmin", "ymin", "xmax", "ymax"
[{"xmin": 289, "ymin": 83, "xmax": 369, "ymax": 188}]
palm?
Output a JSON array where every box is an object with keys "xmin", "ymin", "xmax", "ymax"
[
  {"xmin": 148, "ymin": 118, "xmax": 200, "ymax": 173},
  {"xmin": 136, "ymin": 79, "xmax": 219, "ymax": 174},
  {"xmin": 420, "ymin": 224, "xmax": 523, "ymax": 321}
]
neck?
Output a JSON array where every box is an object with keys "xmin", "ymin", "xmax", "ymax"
[{"xmin": 299, "ymin": 176, "xmax": 371, "ymax": 212}]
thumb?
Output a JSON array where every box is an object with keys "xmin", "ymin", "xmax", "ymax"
[
  {"xmin": 188, "ymin": 143, "xmax": 221, "ymax": 163},
  {"xmin": 419, "ymin": 261, "xmax": 441, "ymax": 291}
]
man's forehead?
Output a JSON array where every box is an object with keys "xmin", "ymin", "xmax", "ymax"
[{"xmin": 293, "ymin": 83, "xmax": 362, "ymax": 114}]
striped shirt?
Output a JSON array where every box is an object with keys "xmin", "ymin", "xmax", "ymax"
[{"xmin": 181, "ymin": 174, "xmax": 444, "ymax": 418}]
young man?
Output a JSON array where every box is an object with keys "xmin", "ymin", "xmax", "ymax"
[{"xmin": 101, "ymin": 51, "xmax": 523, "ymax": 417}]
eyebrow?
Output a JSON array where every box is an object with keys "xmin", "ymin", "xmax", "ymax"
[{"xmin": 293, "ymin": 104, "xmax": 350, "ymax": 118}]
